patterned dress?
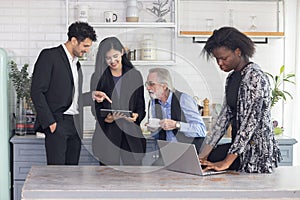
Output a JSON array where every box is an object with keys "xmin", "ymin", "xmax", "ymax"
[{"xmin": 205, "ymin": 63, "xmax": 281, "ymax": 173}]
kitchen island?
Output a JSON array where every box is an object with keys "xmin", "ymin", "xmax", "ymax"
[
  {"xmin": 22, "ymin": 165, "xmax": 300, "ymax": 200},
  {"xmin": 11, "ymin": 134, "xmax": 297, "ymax": 200}
]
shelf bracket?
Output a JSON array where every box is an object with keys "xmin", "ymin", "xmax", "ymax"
[
  {"xmin": 252, "ymin": 38, "xmax": 269, "ymax": 44},
  {"xmin": 192, "ymin": 37, "xmax": 207, "ymax": 44},
  {"xmin": 192, "ymin": 37, "xmax": 269, "ymax": 44}
]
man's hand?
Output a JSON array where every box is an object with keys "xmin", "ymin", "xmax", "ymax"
[
  {"xmin": 49, "ymin": 122, "xmax": 57, "ymax": 133},
  {"xmin": 92, "ymin": 91, "xmax": 112, "ymax": 103},
  {"xmin": 160, "ymin": 119, "xmax": 177, "ymax": 130}
]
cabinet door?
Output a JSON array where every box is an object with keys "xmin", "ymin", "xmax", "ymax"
[
  {"xmin": 14, "ymin": 162, "xmax": 46, "ymax": 180},
  {"xmin": 14, "ymin": 180, "xmax": 24, "ymax": 200},
  {"xmin": 278, "ymin": 145, "xmax": 293, "ymax": 166},
  {"xmin": 143, "ymin": 139, "xmax": 159, "ymax": 166},
  {"xmin": 79, "ymin": 144, "xmax": 99, "ymax": 165}
]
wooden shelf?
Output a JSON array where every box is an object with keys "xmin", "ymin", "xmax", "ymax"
[{"xmin": 179, "ymin": 31, "xmax": 285, "ymax": 38}]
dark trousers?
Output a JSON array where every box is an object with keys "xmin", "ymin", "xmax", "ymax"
[
  {"xmin": 44, "ymin": 114, "xmax": 81, "ymax": 165},
  {"xmin": 207, "ymin": 143, "xmax": 240, "ymax": 170}
]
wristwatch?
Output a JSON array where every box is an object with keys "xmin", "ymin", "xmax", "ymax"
[{"xmin": 175, "ymin": 121, "xmax": 181, "ymax": 130}]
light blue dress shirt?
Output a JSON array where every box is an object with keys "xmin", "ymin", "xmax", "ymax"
[{"xmin": 150, "ymin": 91, "xmax": 206, "ymax": 142}]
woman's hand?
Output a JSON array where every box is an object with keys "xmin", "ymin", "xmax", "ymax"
[
  {"xmin": 92, "ymin": 91, "xmax": 112, "ymax": 103},
  {"xmin": 201, "ymin": 160, "xmax": 230, "ymax": 172},
  {"xmin": 125, "ymin": 113, "xmax": 138, "ymax": 123},
  {"xmin": 198, "ymin": 144, "xmax": 213, "ymax": 162},
  {"xmin": 200, "ymin": 153, "xmax": 238, "ymax": 172},
  {"xmin": 104, "ymin": 113, "xmax": 114, "ymax": 123},
  {"xmin": 104, "ymin": 112, "xmax": 127, "ymax": 123},
  {"xmin": 104, "ymin": 112, "xmax": 135, "ymax": 123}
]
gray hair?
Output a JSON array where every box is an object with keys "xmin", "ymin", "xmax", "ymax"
[{"xmin": 148, "ymin": 68, "xmax": 175, "ymax": 92}]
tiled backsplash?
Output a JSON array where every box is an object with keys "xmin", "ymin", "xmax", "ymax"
[{"xmin": 0, "ymin": 0, "xmax": 285, "ymax": 131}]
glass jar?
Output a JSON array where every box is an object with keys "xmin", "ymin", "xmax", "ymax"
[
  {"xmin": 15, "ymin": 98, "xmax": 27, "ymax": 136},
  {"xmin": 140, "ymin": 34, "xmax": 156, "ymax": 60}
]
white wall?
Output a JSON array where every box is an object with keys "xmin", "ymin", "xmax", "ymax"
[{"xmin": 0, "ymin": 0, "xmax": 298, "ymax": 165}]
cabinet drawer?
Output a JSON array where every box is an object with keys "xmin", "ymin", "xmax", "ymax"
[
  {"xmin": 279, "ymin": 145, "xmax": 293, "ymax": 164},
  {"xmin": 14, "ymin": 144, "xmax": 46, "ymax": 162},
  {"xmin": 14, "ymin": 161, "xmax": 46, "ymax": 180}
]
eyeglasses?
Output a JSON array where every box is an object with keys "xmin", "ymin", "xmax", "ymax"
[
  {"xmin": 144, "ymin": 81, "xmax": 161, "ymax": 87},
  {"xmin": 105, "ymin": 53, "xmax": 121, "ymax": 62}
]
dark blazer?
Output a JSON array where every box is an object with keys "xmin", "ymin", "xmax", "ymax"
[
  {"xmin": 31, "ymin": 45, "xmax": 83, "ymax": 137},
  {"xmin": 93, "ymin": 64, "xmax": 146, "ymax": 162}
]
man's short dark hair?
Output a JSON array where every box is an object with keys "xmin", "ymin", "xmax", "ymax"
[{"xmin": 67, "ymin": 21, "xmax": 97, "ymax": 42}]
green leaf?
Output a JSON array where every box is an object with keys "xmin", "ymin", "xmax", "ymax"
[
  {"xmin": 279, "ymin": 65, "xmax": 285, "ymax": 74},
  {"xmin": 265, "ymin": 65, "xmax": 296, "ymax": 107},
  {"xmin": 8, "ymin": 60, "xmax": 33, "ymax": 111}
]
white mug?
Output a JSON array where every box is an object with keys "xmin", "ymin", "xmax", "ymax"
[
  {"xmin": 104, "ymin": 11, "xmax": 117, "ymax": 23},
  {"xmin": 148, "ymin": 118, "xmax": 161, "ymax": 128},
  {"xmin": 77, "ymin": 4, "xmax": 89, "ymax": 22}
]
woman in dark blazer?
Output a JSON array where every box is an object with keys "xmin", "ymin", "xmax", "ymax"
[{"xmin": 93, "ymin": 37, "xmax": 146, "ymax": 165}]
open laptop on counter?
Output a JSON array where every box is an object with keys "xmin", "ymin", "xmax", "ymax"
[{"xmin": 157, "ymin": 140, "xmax": 226, "ymax": 176}]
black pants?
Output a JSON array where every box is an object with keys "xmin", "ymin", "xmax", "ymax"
[
  {"xmin": 44, "ymin": 114, "xmax": 81, "ymax": 165},
  {"xmin": 207, "ymin": 143, "xmax": 240, "ymax": 170}
]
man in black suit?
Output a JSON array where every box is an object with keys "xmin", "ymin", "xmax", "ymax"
[{"xmin": 31, "ymin": 22, "xmax": 110, "ymax": 165}]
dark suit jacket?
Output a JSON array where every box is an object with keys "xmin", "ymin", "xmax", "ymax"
[{"xmin": 31, "ymin": 45, "xmax": 83, "ymax": 138}]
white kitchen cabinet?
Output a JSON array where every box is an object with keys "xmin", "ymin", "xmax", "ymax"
[
  {"xmin": 66, "ymin": 0, "xmax": 177, "ymax": 65},
  {"xmin": 178, "ymin": 0, "xmax": 284, "ymax": 41}
]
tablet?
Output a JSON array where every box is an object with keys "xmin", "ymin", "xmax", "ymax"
[{"xmin": 99, "ymin": 109, "xmax": 133, "ymax": 117}]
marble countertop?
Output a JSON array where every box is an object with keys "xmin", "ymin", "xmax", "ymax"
[
  {"xmin": 22, "ymin": 165, "xmax": 300, "ymax": 199},
  {"xmin": 11, "ymin": 133, "xmax": 297, "ymax": 145}
]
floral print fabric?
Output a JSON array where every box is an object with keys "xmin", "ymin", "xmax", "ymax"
[{"xmin": 206, "ymin": 63, "xmax": 281, "ymax": 173}]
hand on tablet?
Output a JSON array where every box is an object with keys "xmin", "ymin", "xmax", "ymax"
[
  {"xmin": 125, "ymin": 113, "xmax": 138, "ymax": 123},
  {"xmin": 93, "ymin": 91, "xmax": 112, "ymax": 103},
  {"xmin": 104, "ymin": 112, "xmax": 131, "ymax": 123}
]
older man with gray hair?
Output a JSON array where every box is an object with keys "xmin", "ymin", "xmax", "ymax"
[{"xmin": 145, "ymin": 68, "xmax": 206, "ymax": 153}]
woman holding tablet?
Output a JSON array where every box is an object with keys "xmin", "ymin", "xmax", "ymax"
[{"xmin": 93, "ymin": 37, "xmax": 146, "ymax": 165}]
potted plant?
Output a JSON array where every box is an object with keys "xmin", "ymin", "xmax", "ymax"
[
  {"xmin": 8, "ymin": 60, "xmax": 33, "ymax": 110},
  {"xmin": 266, "ymin": 65, "xmax": 295, "ymax": 135},
  {"xmin": 9, "ymin": 60, "xmax": 35, "ymax": 135}
]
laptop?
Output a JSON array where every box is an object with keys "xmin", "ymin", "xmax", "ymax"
[{"xmin": 157, "ymin": 140, "xmax": 226, "ymax": 176}]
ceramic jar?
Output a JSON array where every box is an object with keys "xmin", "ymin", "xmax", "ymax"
[{"xmin": 126, "ymin": 0, "xmax": 139, "ymax": 22}]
